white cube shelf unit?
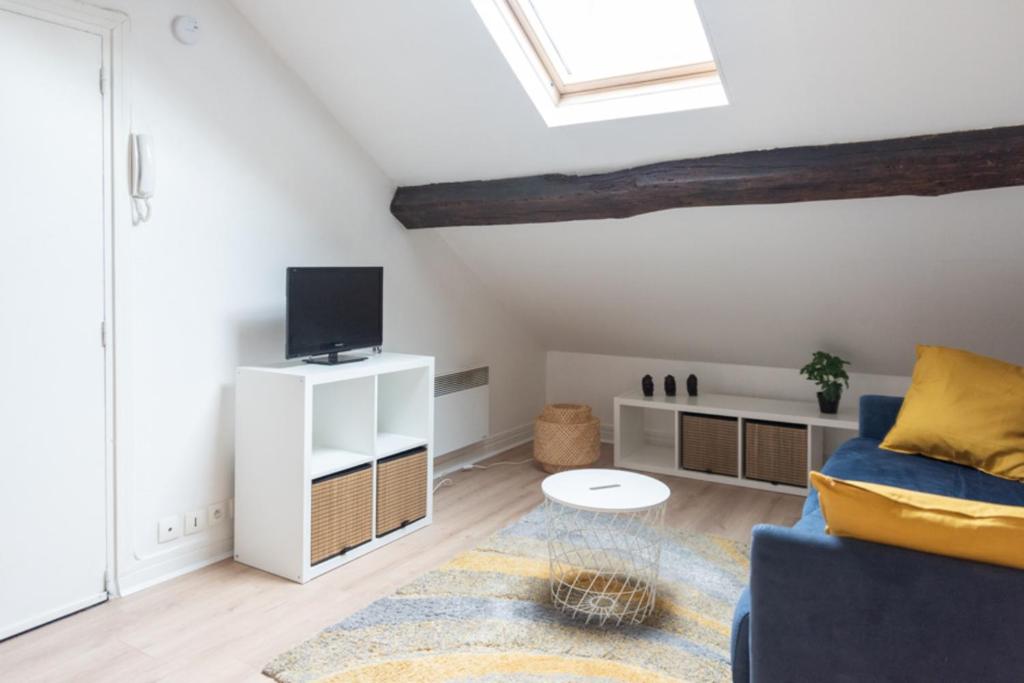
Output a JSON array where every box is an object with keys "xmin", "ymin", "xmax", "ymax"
[
  {"xmin": 235, "ymin": 353, "xmax": 434, "ymax": 583},
  {"xmin": 614, "ymin": 391, "xmax": 858, "ymax": 496}
]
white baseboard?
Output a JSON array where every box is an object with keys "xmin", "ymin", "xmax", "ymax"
[
  {"xmin": 114, "ymin": 539, "xmax": 234, "ymax": 597},
  {"xmin": 434, "ymin": 422, "xmax": 534, "ymax": 479}
]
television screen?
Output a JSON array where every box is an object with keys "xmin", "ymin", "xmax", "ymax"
[{"xmin": 286, "ymin": 267, "xmax": 383, "ymax": 360}]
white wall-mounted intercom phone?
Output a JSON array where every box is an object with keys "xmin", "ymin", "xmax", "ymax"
[{"xmin": 130, "ymin": 133, "xmax": 154, "ymax": 224}]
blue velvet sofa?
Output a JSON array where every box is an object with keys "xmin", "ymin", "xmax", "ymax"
[{"xmin": 731, "ymin": 395, "xmax": 1024, "ymax": 682}]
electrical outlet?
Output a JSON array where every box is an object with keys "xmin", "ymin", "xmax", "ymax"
[
  {"xmin": 208, "ymin": 501, "xmax": 226, "ymax": 526},
  {"xmin": 158, "ymin": 515, "xmax": 181, "ymax": 543},
  {"xmin": 184, "ymin": 509, "xmax": 207, "ymax": 535}
]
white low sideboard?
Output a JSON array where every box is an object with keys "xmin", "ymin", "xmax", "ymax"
[{"xmin": 613, "ymin": 391, "xmax": 858, "ymax": 496}]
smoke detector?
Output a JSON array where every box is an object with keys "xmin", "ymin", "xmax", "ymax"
[{"xmin": 171, "ymin": 15, "xmax": 200, "ymax": 46}]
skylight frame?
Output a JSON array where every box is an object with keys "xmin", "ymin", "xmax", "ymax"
[
  {"xmin": 472, "ymin": 0, "xmax": 729, "ymax": 127},
  {"xmin": 505, "ymin": 0, "xmax": 719, "ymax": 99}
]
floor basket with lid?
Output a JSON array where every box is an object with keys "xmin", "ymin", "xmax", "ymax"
[{"xmin": 534, "ymin": 404, "xmax": 601, "ymax": 473}]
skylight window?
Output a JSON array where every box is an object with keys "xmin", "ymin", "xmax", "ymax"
[
  {"xmin": 510, "ymin": 0, "xmax": 716, "ymax": 93},
  {"xmin": 473, "ymin": 0, "xmax": 727, "ymax": 126}
]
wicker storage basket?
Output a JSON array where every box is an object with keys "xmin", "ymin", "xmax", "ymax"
[
  {"xmin": 540, "ymin": 404, "xmax": 593, "ymax": 424},
  {"xmin": 310, "ymin": 464, "xmax": 373, "ymax": 565},
  {"xmin": 376, "ymin": 448, "xmax": 428, "ymax": 537},
  {"xmin": 744, "ymin": 420, "xmax": 808, "ymax": 487},
  {"xmin": 680, "ymin": 413, "xmax": 739, "ymax": 476},
  {"xmin": 534, "ymin": 403, "xmax": 601, "ymax": 473}
]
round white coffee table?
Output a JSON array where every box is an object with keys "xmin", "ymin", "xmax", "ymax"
[{"xmin": 542, "ymin": 468, "xmax": 670, "ymax": 626}]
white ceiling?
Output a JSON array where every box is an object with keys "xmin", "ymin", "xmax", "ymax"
[
  {"xmin": 231, "ymin": 0, "xmax": 1024, "ymax": 375},
  {"xmin": 233, "ymin": 0, "xmax": 1024, "ymax": 184}
]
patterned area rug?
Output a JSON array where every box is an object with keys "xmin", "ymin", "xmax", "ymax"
[{"xmin": 264, "ymin": 506, "xmax": 748, "ymax": 682}]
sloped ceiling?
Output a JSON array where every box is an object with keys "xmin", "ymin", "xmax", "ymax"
[{"xmin": 233, "ymin": 0, "xmax": 1024, "ymax": 375}]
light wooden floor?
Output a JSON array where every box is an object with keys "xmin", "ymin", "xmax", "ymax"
[{"xmin": 0, "ymin": 443, "xmax": 803, "ymax": 682}]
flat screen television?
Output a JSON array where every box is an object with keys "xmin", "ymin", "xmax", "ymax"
[{"xmin": 286, "ymin": 267, "xmax": 383, "ymax": 365}]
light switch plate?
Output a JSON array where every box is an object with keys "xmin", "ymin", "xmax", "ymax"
[
  {"xmin": 158, "ymin": 515, "xmax": 181, "ymax": 543},
  {"xmin": 184, "ymin": 509, "xmax": 207, "ymax": 535}
]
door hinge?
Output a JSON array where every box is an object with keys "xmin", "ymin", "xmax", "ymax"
[
  {"xmin": 99, "ymin": 67, "xmax": 106, "ymax": 95},
  {"xmin": 101, "ymin": 321, "xmax": 107, "ymax": 348}
]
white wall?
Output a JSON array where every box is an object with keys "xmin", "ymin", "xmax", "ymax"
[
  {"xmin": 98, "ymin": 0, "xmax": 1019, "ymax": 595},
  {"xmin": 107, "ymin": 0, "xmax": 545, "ymax": 594},
  {"xmin": 546, "ymin": 351, "xmax": 910, "ymax": 452},
  {"xmin": 231, "ymin": 0, "xmax": 1024, "ymax": 384},
  {"xmin": 442, "ymin": 189, "xmax": 1024, "ymax": 377}
]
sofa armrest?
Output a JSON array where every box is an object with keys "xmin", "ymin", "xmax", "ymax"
[
  {"xmin": 749, "ymin": 524, "xmax": 1024, "ymax": 683},
  {"xmin": 730, "ymin": 587, "xmax": 751, "ymax": 683},
  {"xmin": 858, "ymin": 394, "xmax": 903, "ymax": 440}
]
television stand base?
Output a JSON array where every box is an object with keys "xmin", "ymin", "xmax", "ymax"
[{"xmin": 303, "ymin": 352, "xmax": 367, "ymax": 366}]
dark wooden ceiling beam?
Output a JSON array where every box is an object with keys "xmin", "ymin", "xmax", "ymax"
[{"xmin": 390, "ymin": 125, "xmax": 1024, "ymax": 229}]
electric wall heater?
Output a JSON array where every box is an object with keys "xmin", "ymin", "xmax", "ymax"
[{"xmin": 434, "ymin": 366, "xmax": 490, "ymax": 456}]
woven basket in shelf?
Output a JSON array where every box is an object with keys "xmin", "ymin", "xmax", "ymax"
[
  {"xmin": 744, "ymin": 420, "xmax": 808, "ymax": 487},
  {"xmin": 377, "ymin": 449, "xmax": 428, "ymax": 536},
  {"xmin": 681, "ymin": 413, "xmax": 739, "ymax": 477},
  {"xmin": 533, "ymin": 403, "xmax": 601, "ymax": 474},
  {"xmin": 310, "ymin": 465, "xmax": 373, "ymax": 565}
]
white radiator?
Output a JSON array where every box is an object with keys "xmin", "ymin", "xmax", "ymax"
[{"xmin": 434, "ymin": 366, "xmax": 490, "ymax": 456}]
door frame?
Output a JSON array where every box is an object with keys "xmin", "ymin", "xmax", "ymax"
[{"xmin": 0, "ymin": 0, "xmax": 128, "ymax": 598}]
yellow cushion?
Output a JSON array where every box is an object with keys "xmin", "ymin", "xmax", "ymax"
[
  {"xmin": 880, "ymin": 345, "xmax": 1024, "ymax": 481},
  {"xmin": 810, "ymin": 472, "xmax": 1024, "ymax": 570}
]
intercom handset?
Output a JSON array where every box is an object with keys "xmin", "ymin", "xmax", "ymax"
[{"xmin": 130, "ymin": 133, "xmax": 154, "ymax": 223}]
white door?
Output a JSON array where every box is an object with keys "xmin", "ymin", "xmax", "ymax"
[{"xmin": 0, "ymin": 8, "xmax": 108, "ymax": 640}]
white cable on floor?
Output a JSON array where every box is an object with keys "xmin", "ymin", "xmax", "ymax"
[
  {"xmin": 461, "ymin": 458, "xmax": 533, "ymax": 471},
  {"xmin": 434, "ymin": 459, "xmax": 532, "ymax": 494}
]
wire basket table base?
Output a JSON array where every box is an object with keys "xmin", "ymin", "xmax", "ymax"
[{"xmin": 544, "ymin": 497, "xmax": 666, "ymax": 626}]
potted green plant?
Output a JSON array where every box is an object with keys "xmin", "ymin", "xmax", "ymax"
[{"xmin": 799, "ymin": 351, "xmax": 850, "ymax": 414}]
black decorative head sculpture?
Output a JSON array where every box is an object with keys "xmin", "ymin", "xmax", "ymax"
[
  {"xmin": 664, "ymin": 375, "xmax": 676, "ymax": 397},
  {"xmin": 686, "ymin": 374, "xmax": 698, "ymax": 397},
  {"xmin": 641, "ymin": 374, "xmax": 654, "ymax": 397}
]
